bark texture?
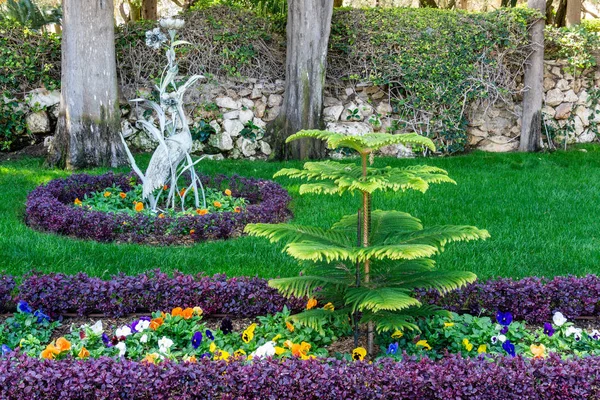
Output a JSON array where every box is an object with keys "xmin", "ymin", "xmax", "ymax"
[
  {"xmin": 48, "ymin": 0, "xmax": 125, "ymax": 169},
  {"xmin": 142, "ymin": 0, "xmax": 158, "ymax": 20},
  {"xmin": 519, "ymin": 0, "xmax": 545, "ymax": 152},
  {"xmin": 566, "ymin": 0, "xmax": 581, "ymax": 26},
  {"xmin": 266, "ymin": 0, "xmax": 333, "ymax": 160}
]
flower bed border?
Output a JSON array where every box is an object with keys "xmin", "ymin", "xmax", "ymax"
[
  {"xmin": 2, "ymin": 272, "xmax": 600, "ymax": 323},
  {"xmin": 24, "ymin": 172, "xmax": 292, "ymax": 245},
  {"xmin": 0, "ymin": 354, "xmax": 597, "ymax": 399}
]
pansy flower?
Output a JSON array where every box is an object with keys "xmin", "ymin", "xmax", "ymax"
[
  {"xmin": 33, "ymin": 310, "xmax": 50, "ymax": 323},
  {"xmin": 530, "ymin": 343, "xmax": 546, "ymax": 359},
  {"xmin": 192, "ymin": 331, "xmax": 203, "ymax": 349},
  {"xmin": 206, "ymin": 329, "xmax": 214, "ymax": 340},
  {"xmin": 502, "ymin": 340, "xmax": 516, "ymax": 357},
  {"xmin": 306, "ymin": 298, "xmax": 317, "ymax": 310},
  {"xmin": 462, "ymin": 338, "xmax": 473, "ymax": 352},
  {"xmin": 416, "ymin": 340, "xmax": 431, "ymax": 350},
  {"xmin": 553, "ymin": 311, "xmax": 567, "ymax": 327},
  {"xmin": 543, "ymin": 322, "xmax": 555, "ymax": 337},
  {"xmin": 496, "ymin": 311, "xmax": 513, "ymax": 327},
  {"xmin": 386, "ymin": 342, "xmax": 399, "ymax": 355},
  {"xmin": 78, "ymin": 347, "xmax": 90, "ymax": 359},
  {"xmin": 1, "ymin": 345, "xmax": 11, "ymax": 356},
  {"xmin": 102, "ymin": 333, "xmax": 111, "ymax": 347},
  {"xmin": 477, "ymin": 344, "xmax": 487, "ymax": 354},
  {"xmin": 590, "ymin": 330, "xmax": 600, "ymax": 340},
  {"xmin": 391, "ymin": 330, "xmax": 404, "ymax": 339},
  {"xmin": 115, "ymin": 342, "xmax": 127, "ymax": 357},
  {"xmin": 352, "ymin": 347, "xmax": 367, "ymax": 361},
  {"xmin": 220, "ymin": 317, "xmax": 233, "ymax": 335},
  {"xmin": 17, "ymin": 300, "xmax": 32, "ymax": 314},
  {"xmin": 286, "ymin": 321, "xmax": 295, "ymax": 332},
  {"xmin": 500, "ymin": 326, "xmax": 509, "ymax": 335},
  {"xmin": 565, "ymin": 326, "xmax": 582, "ymax": 341}
]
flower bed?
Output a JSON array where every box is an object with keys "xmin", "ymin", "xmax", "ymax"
[
  {"xmin": 24, "ymin": 172, "xmax": 292, "ymax": 245},
  {"xmin": 0, "ymin": 354, "xmax": 598, "ymax": 399}
]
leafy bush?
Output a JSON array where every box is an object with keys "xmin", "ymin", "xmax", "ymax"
[
  {"xmin": 1, "ymin": 354, "xmax": 599, "ymax": 398},
  {"xmin": 545, "ymin": 24, "xmax": 600, "ymax": 71}
]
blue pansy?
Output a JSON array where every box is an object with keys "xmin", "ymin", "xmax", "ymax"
[
  {"xmin": 1, "ymin": 345, "xmax": 11, "ymax": 356},
  {"xmin": 386, "ymin": 342, "xmax": 399, "ymax": 355},
  {"xmin": 502, "ymin": 340, "xmax": 516, "ymax": 357},
  {"xmin": 102, "ymin": 333, "xmax": 112, "ymax": 347},
  {"xmin": 17, "ymin": 301, "xmax": 32, "ymax": 314},
  {"xmin": 34, "ymin": 310, "xmax": 50, "ymax": 323},
  {"xmin": 192, "ymin": 331, "xmax": 203, "ymax": 349},
  {"xmin": 206, "ymin": 329, "xmax": 214, "ymax": 341},
  {"xmin": 500, "ymin": 326, "xmax": 509, "ymax": 335},
  {"xmin": 543, "ymin": 322, "xmax": 555, "ymax": 337},
  {"xmin": 496, "ymin": 311, "xmax": 513, "ymax": 327}
]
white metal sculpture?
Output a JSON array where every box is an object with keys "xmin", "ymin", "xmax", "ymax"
[{"xmin": 120, "ymin": 18, "xmax": 206, "ymax": 212}]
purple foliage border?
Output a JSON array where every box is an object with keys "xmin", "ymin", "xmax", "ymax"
[
  {"xmin": 3, "ymin": 272, "xmax": 600, "ymax": 324},
  {"xmin": 24, "ymin": 172, "xmax": 292, "ymax": 245},
  {"xmin": 0, "ymin": 354, "xmax": 598, "ymax": 399}
]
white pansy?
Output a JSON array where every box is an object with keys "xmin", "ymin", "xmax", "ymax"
[
  {"xmin": 115, "ymin": 342, "xmax": 127, "ymax": 357},
  {"xmin": 565, "ymin": 326, "xmax": 582, "ymax": 339},
  {"xmin": 251, "ymin": 341, "xmax": 276, "ymax": 359},
  {"xmin": 140, "ymin": 334, "xmax": 148, "ymax": 344},
  {"xmin": 137, "ymin": 320, "xmax": 150, "ymax": 332},
  {"xmin": 553, "ymin": 312, "xmax": 567, "ymax": 327},
  {"xmin": 115, "ymin": 326, "xmax": 132, "ymax": 337},
  {"xmin": 590, "ymin": 329, "xmax": 600, "ymax": 340},
  {"xmin": 90, "ymin": 321, "xmax": 103, "ymax": 335},
  {"xmin": 491, "ymin": 336, "xmax": 498, "ymax": 344},
  {"xmin": 498, "ymin": 335, "xmax": 507, "ymax": 343},
  {"xmin": 158, "ymin": 336, "xmax": 174, "ymax": 353}
]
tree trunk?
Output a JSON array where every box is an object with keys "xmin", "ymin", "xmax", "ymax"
[
  {"xmin": 126, "ymin": 0, "xmax": 142, "ymax": 21},
  {"xmin": 519, "ymin": 0, "xmax": 545, "ymax": 152},
  {"xmin": 266, "ymin": 0, "xmax": 333, "ymax": 160},
  {"xmin": 48, "ymin": 0, "xmax": 125, "ymax": 169},
  {"xmin": 555, "ymin": 0, "xmax": 567, "ymax": 27},
  {"xmin": 419, "ymin": 0, "xmax": 438, "ymax": 7},
  {"xmin": 566, "ymin": 0, "xmax": 581, "ymax": 26},
  {"xmin": 142, "ymin": 0, "xmax": 158, "ymax": 20}
]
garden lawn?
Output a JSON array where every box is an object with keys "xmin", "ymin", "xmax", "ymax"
[{"xmin": 1, "ymin": 145, "xmax": 600, "ymax": 280}]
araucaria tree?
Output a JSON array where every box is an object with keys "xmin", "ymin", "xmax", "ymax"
[
  {"xmin": 47, "ymin": 0, "xmax": 125, "ymax": 169},
  {"xmin": 245, "ymin": 131, "xmax": 489, "ymax": 354}
]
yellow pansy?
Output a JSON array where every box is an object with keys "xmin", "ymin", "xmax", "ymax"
[
  {"xmin": 416, "ymin": 340, "xmax": 431, "ymax": 350},
  {"xmin": 444, "ymin": 322, "xmax": 455, "ymax": 328},
  {"xmin": 209, "ymin": 342, "xmax": 217, "ymax": 353},
  {"xmin": 352, "ymin": 347, "xmax": 367, "ymax": 361},
  {"xmin": 462, "ymin": 338, "xmax": 473, "ymax": 352},
  {"xmin": 234, "ymin": 349, "xmax": 246, "ymax": 357},
  {"xmin": 275, "ymin": 347, "xmax": 286, "ymax": 355},
  {"xmin": 477, "ymin": 344, "xmax": 487, "ymax": 354},
  {"xmin": 323, "ymin": 302, "xmax": 335, "ymax": 311},
  {"xmin": 391, "ymin": 330, "xmax": 404, "ymax": 339},
  {"xmin": 214, "ymin": 350, "xmax": 230, "ymax": 361}
]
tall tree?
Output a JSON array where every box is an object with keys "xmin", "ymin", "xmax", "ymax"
[
  {"xmin": 48, "ymin": 0, "xmax": 125, "ymax": 169},
  {"xmin": 566, "ymin": 0, "xmax": 581, "ymax": 26},
  {"xmin": 519, "ymin": 0, "xmax": 545, "ymax": 152},
  {"xmin": 266, "ymin": 0, "xmax": 334, "ymax": 160}
]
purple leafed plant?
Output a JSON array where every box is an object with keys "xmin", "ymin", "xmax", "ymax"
[
  {"xmin": 24, "ymin": 172, "xmax": 292, "ymax": 245},
  {"xmin": 0, "ymin": 353, "xmax": 598, "ymax": 399}
]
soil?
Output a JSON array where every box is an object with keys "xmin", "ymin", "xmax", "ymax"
[{"xmin": 0, "ymin": 143, "xmax": 47, "ymax": 163}]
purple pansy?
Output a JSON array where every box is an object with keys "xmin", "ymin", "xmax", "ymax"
[
  {"xmin": 1, "ymin": 345, "xmax": 11, "ymax": 356},
  {"xmin": 387, "ymin": 342, "xmax": 399, "ymax": 355},
  {"xmin": 543, "ymin": 322, "xmax": 555, "ymax": 337},
  {"xmin": 192, "ymin": 332, "xmax": 203, "ymax": 349},
  {"xmin": 502, "ymin": 340, "xmax": 515, "ymax": 357},
  {"xmin": 206, "ymin": 329, "xmax": 214, "ymax": 341},
  {"xmin": 496, "ymin": 311, "xmax": 513, "ymax": 327}
]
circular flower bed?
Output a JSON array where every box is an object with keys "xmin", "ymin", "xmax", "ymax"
[{"xmin": 25, "ymin": 172, "xmax": 292, "ymax": 245}]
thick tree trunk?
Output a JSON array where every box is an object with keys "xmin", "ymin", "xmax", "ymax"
[
  {"xmin": 566, "ymin": 0, "xmax": 581, "ymax": 26},
  {"xmin": 266, "ymin": 0, "xmax": 333, "ymax": 160},
  {"xmin": 142, "ymin": 0, "xmax": 158, "ymax": 20},
  {"xmin": 48, "ymin": 0, "xmax": 125, "ymax": 169},
  {"xmin": 519, "ymin": 0, "xmax": 545, "ymax": 152}
]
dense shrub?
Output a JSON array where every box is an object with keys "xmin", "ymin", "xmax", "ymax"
[
  {"xmin": 24, "ymin": 172, "xmax": 292, "ymax": 244},
  {"xmin": 14, "ymin": 270, "xmax": 304, "ymax": 318},
  {"xmin": 2, "ymin": 271, "xmax": 600, "ymax": 322},
  {"xmin": 417, "ymin": 274, "xmax": 600, "ymax": 324},
  {"xmin": 0, "ymin": 353, "xmax": 598, "ymax": 399}
]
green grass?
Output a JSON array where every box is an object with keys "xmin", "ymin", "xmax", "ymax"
[{"xmin": 2, "ymin": 145, "xmax": 600, "ymax": 280}]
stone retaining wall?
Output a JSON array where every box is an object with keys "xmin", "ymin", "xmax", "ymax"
[{"xmin": 13, "ymin": 59, "xmax": 598, "ymax": 159}]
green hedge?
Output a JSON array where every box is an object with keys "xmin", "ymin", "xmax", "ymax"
[{"xmin": 1, "ymin": 7, "xmax": 597, "ymax": 153}]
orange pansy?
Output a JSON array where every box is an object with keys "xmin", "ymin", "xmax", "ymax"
[
  {"xmin": 119, "ymin": 192, "xmax": 127, "ymax": 199},
  {"xmin": 286, "ymin": 321, "xmax": 295, "ymax": 332},
  {"xmin": 530, "ymin": 343, "xmax": 546, "ymax": 358},
  {"xmin": 213, "ymin": 201, "xmax": 222, "ymax": 208},
  {"xmin": 171, "ymin": 307, "xmax": 183, "ymax": 317},
  {"xmin": 135, "ymin": 202, "xmax": 144, "ymax": 212},
  {"xmin": 56, "ymin": 337, "xmax": 71, "ymax": 352},
  {"xmin": 78, "ymin": 347, "xmax": 90, "ymax": 359},
  {"xmin": 74, "ymin": 198, "xmax": 82, "ymax": 206},
  {"xmin": 103, "ymin": 191, "xmax": 111, "ymax": 198},
  {"xmin": 234, "ymin": 206, "xmax": 241, "ymax": 213},
  {"xmin": 181, "ymin": 308, "xmax": 194, "ymax": 319},
  {"xmin": 224, "ymin": 189, "xmax": 232, "ymax": 196},
  {"xmin": 306, "ymin": 298, "xmax": 317, "ymax": 310},
  {"xmin": 158, "ymin": 213, "xmax": 165, "ymax": 219},
  {"xmin": 149, "ymin": 317, "xmax": 164, "ymax": 330},
  {"xmin": 196, "ymin": 209, "xmax": 208, "ymax": 216}
]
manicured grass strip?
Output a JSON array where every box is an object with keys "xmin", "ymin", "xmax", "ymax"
[{"xmin": 2, "ymin": 145, "xmax": 600, "ymax": 279}]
